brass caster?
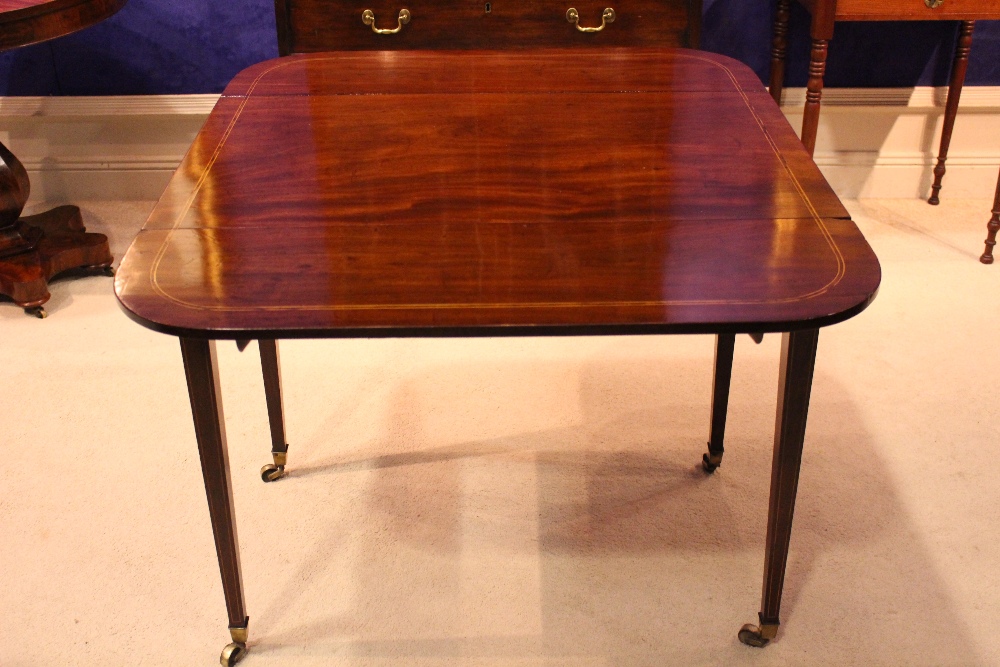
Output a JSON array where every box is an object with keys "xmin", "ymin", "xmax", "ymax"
[
  {"xmin": 261, "ymin": 463, "xmax": 285, "ymax": 482},
  {"xmin": 25, "ymin": 306, "xmax": 47, "ymax": 319},
  {"xmin": 738, "ymin": 622, "xmax": 777, "ymax": 648},
  {"xmin": 220, "ymin": 642, "xmax": 247, "ymax": 666}
]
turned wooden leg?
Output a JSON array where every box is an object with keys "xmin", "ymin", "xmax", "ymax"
[
  {"xmin": 259, "ymin": 339, "xmax": 290, "ymax": 482},
  {"xmin": 739, "ymin": 329, "xmax": 819, "ymax": 648},
  {"xmin": 980, "ymin": 169, "xmax": 1000, "ymax": 264},
  {"xmin": 179, "ymin": 338, "xmax": 250, "ymax": 666},
  {"xmin": 801, "ymin": 39, "xmax": 829, "ymax": 157},
  {"xmin": 929, "ymin": 21, "xmax": 975, "ymax": 206},
  {"xmin": 703, "ymin": 333, "xmax": 736, "ymax": 473},
  {"xmin": 768, "ymin": 0, "xmax": 791, "ymax": 106}
]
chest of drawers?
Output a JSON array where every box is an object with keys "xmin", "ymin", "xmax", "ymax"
[{"xmin": 275, "ymin": 0, "xmax": 700, "ymax": 53}]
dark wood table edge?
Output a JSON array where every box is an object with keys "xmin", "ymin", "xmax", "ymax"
[{"xmin": 114, "ymin": 287, "xmax": 879, "ymax": 342}]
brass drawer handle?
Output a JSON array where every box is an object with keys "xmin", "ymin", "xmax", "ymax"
[
  {"xmin": 925, "ymin": 0, "xmax": 943, "ymax": 7},
  {"xmin": 362, "ymin": 8, "xmax": 411, "ymax": 34},
  {"xmin": 566, "ymin": 7, "xmax": 615, "ymax": 32}
]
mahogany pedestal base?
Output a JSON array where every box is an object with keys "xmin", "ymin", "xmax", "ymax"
[{"xmin": 0, "ymin": 205, "xmax": 113, "ymax": 317}]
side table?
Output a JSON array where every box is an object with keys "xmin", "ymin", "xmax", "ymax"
[
  {"xmin": 0, "ymin": 0, "xmax": 126, "ymax": 316},
  {"xmin": 767, "ymin": 0, "xmax": 1000, "ymax": 206}
]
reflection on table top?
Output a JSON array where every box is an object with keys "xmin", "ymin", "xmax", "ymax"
[{"xmin": 115, "ymin": 48, "xmax": 881, "ymax": 339}]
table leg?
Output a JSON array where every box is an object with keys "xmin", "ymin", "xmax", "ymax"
[
  {"xmin": 179, "ymin": 338, "xmax": 250, "ymax": 666},
  {"xmin": 768, "ymin": 0, "xmax": 791, "ymax": 107},
  {"xmin": 739, "ymin": 329, "xmax": 819, "ymax": 648},
  {"xmin": 928, "ymin": 21, "xmax": 975, "ymax": 206},
  {"xmin": 801, "ymin": 40, "xmax": 829, "ymax": 157},
  {"xmin": 703, "ymin": 333, "xmax": 736, "ymax": 473},
  {"xmin": 979, "ymin": 168, "xmax": 1000, "ymax": 264},
  {"xmin": 259, "ymin": 339, "xmax": 290, "ymax": 482}
]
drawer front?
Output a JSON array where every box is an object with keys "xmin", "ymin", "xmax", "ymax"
[
  {"xmin": 281, "ymin": 0, "xmax": 696, "ymax": 53},
  {"xmin": 834, "ymin": 0, "xmax": 1000, "ymax": 21}
]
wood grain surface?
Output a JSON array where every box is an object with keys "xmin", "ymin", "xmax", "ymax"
[
  {"xmin": 0, "ymin": 0, "xmax": 126, "ymax": 51},
  {"xmin": 115, "ymin": 48, "xmax": 881, "ymax": 339},
  {"xmin": 274, "ymin": 0, "xmax": 701, "ymax": 54}
]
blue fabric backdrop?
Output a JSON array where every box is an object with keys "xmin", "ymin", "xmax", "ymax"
[{"xmin": 1, "ymin": 0, "xmax": 998, "ymax": 95}]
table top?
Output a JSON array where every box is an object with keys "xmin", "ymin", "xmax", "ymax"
[
  {"xmin": 115, "ymin": 48, "xmax": 880, "ymax": 340},
  {"xmin": 0, "ymin": 0, "xmax": 126, "ymax": 51}
]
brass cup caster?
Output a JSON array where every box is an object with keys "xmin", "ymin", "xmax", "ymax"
[
  {"xmin": 220, "ymin": 641, "xmax": 247, "ymax": 666},
  {"xmin": 702, "ymin": 447, "xmax": 723, "ymax": 473},
  {"xmin": 260, "ymin": 450, "xmax": 288, "ymax": 483},
  {"xmin": 738, "ymin": 622, "xmax": 778, "ymax": 648},
  {"xmin": 260, "ymin": 463, "xmax": 285, "ymax": 482},
  {"xmin": 221, "ymin": 623, "xmax": 249, "ymax": 666},
  {"xmin": 25, "ymin": 306, "xmax": 47, "ymax": 318}
]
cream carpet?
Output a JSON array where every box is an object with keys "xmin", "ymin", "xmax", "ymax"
[{"xmin": 2, "ymin": 198, "xmax": 999, "ymax": 666}]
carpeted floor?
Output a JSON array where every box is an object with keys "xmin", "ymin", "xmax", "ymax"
[{"xmin": 2, "ymin": 197, "xmax": 999, "ymax": 666}]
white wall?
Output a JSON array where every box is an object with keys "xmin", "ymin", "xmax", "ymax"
[{"xmin": 3, "ymin": 88, "xmax": 999, "ymax": 203}]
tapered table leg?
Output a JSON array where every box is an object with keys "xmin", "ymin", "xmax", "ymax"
[
  {"xmin": 769, "ymin": 0, "xmax": 791, "ymax": 106},
  {"xmin": 980, "ymin": 169, "xmax": 1000, "ymax": 264},
  {"xmin": 739, "ymin": 329, "xmax": 819, "ymax": 648},
  {"xmin": 703, "ymin": 333, "xmax": 736, "ymax": 472},
  {"xmin": 179, "ymin": 338, "xmax": 250, "ymax": 666},
  {"xmin": 801, "ymin": 40, "xmax": 829, "ymax": 157},
  {"xmin": 928, "ymin": 21, "xmax": 975, "ymax": 206},
  {"xmin": 258, "ymin": 339, "xmax": 290, "ymax": 482}
]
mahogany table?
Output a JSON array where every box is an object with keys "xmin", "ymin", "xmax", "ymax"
[
  {"xmin": 115, "ymin": 48, "xmax": 881, "ymax": 665},
  {"xmin": 768, "ymin": 0, "xmax": 1000, "ymax": 207},
  {"xmin": 0, "ymin": 0, "xmax": 124, "ymax": 316}
]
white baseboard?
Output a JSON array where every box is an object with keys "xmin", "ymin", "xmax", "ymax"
[{"xmin": 2, "ymin": 88, "xmax": 999, "ymax": 202}]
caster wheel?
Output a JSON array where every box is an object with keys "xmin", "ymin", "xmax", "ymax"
[
  {"xmin": 220, "ymin": 642, "xmax": 247, "ymax": 666},
  {"xmin": 702, "ymin": 453, "xmax": 718, "ymax": 473},
  {"xmin": 261, "ymin": 463, "xmax": 285, "ymax": 482},
  {"xmin": 738, "ymin": 624, "xmax": 770, "ymax": 648},
  {"xmin": 25, "ymin": 306, "xmax": 47, "ymax": 319},
  {"xmin": 927, "ymin": 195, "xmax": 940, "ymax": 206},
  {"xmin": 103, "ymin": 266, "xmax": 115, "ymax": 277}
]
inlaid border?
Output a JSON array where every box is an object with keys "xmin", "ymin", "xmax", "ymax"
[{"xmin": 147, "ymin": 51, "xmax": 846, "ymax": 314}]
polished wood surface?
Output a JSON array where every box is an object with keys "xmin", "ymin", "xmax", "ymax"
[
  {"xmin": 274, "ymin": 0, "xmax": 701, "ymax": 55},
  {"xmin": 770, "ymin": 0, "xmax": 1000, "ymax": 210},
  {"xmin": 121, "ymin": 48, "xmax": 882, "ymax": 659},
  {"xmin": 0, "ymin": 204, "xmax": 113, "ymax": 309},
  {"xmin": 0, "ymin": 0, "xmax": 123, "ymax": 313},
  {"xmin": 833, "ymin": 0, "xmax": 1000, "ymax": 21},
  {"xmin": 115, "ymin": 49, "xmax": 879, "ymax": 339},
  {"xmin": 0, "ymin": 0, "xmax": 126, "ymax": 50}
]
